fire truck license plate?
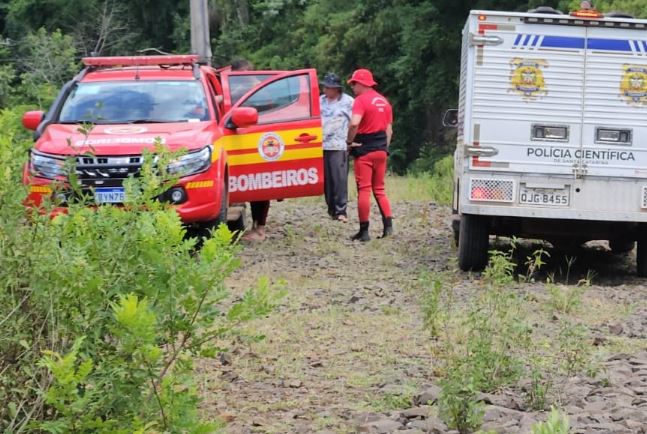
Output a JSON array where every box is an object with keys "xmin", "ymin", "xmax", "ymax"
[
  {"xmin": 95, "ymin": 187, "xmax": 125, "ymax": 204},
  {"xmin": 519, "ymin": 187, "xmax": 569, "ymax": 206}
]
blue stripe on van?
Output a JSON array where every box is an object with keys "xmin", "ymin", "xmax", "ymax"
[
  {"xmin": 513, "ymin": 34, "xmax": 523, "ymax": 47},
  {"xmin": 587, "ymin": 38, "xmax": 632, "ymax": 51},
  {"xmin": 516, "ymin": 34, "xmax": 642, "ymax": 52},
  {"xmin": 540, "ymin": 36, "xmax": 585, "ymax": 49},
  {"xmin": 523, "ymin": 34, "xmax": 532, "ymax": 47}
]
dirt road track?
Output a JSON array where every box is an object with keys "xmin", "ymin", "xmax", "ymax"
[{"xmin": 197, "ymin": 196, "xmax": 647, "ymax": 434}]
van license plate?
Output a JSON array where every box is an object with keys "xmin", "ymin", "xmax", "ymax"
[
  {"xmin": 95, "ymin": 187, "xmax": 125, "ymax": 204},
  {"xmin": 519, "ymin": 187, "xmax": 569, "ymax": 206}
]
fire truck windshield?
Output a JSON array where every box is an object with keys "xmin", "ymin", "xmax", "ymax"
[{"xmin": 58, "ymin": 81, "xmax": 210, "ymax": 124}]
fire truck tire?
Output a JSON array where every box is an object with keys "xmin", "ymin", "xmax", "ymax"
[
  {"xmin": 457, "ymin": 214, "xmax": 489, "ymax": 271},
  {"xmin": 195, "ymin": 180, "xmax": 228, "ymax": 238},
  {"xmin": 637, "ymin": 239, "xmax": 647, "ymax": 277},
  {"xmin": 608, "ymin": 239, "xmax": 635, "ymax": 254}
]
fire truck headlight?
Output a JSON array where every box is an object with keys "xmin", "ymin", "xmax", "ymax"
[
  {"xmin": 30, "ymin": 151, "xmax": 66, "ymax": 179},
  {"xmin": 167, "ymin": 145, "xmax": 212, "ymax": 178}
]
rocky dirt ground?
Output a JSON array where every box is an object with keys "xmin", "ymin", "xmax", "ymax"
[{"xmin": 195, "ymin": 177, "xmax": 647, "ymax": 434}]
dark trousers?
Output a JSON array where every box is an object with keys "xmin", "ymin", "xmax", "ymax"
[
  {"xmin": 250, "ymin": 201, "xmax": 270, "ymax": 226},
  {"xmin": 324, "ymin": 150, "xmax": 348, "ymax": 217}
]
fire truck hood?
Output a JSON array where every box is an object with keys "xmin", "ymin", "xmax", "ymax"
[{"xmin": 35, "ymin": 123, "xmax": 215, "ymax": 156}]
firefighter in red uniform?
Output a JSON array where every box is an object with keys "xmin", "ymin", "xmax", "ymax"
[{"xmin": 346, "ymin": 68, "xmax": 393, "ymax": 242}]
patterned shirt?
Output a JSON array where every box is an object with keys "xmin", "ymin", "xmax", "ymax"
[{"xmin": 320, "ymin": 93, "xmax": 354, "ymax": 151}]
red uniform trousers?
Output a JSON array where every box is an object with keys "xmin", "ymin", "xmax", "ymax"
[{"xmin": 354, "ymin": 150, "xmax": 392, "ymax": 223}]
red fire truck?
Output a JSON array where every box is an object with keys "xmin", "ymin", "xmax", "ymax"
[{"xmin": 22, "ymin": 55, "xmax": 323, "ymax": 232}]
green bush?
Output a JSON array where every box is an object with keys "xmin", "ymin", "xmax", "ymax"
[{"xmin": 0, "ymin": 109, "xmax": 281, "ymax": 432}]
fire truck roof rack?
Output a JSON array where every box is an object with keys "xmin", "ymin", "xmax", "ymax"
[
  {"xmin": 81, "ymin": 55, "xmax": 202, "ymax": 79},
  {"xmin": 81, "ymin": 55, "xmax": 200, "ymax": 67}
]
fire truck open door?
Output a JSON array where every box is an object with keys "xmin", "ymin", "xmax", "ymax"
[{"xmin": 219, "ymin": 69, "xmax": 323, "ymax": 203}]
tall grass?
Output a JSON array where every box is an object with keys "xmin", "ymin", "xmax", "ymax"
[
  {"xmin": 388, "ymin": 155, "xmax": 453, "ymax": 204},
  {"xmin": 343, "ymin": 154, "xmax": 453, "ymax": 205}
]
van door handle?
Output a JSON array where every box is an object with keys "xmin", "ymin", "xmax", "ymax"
[{"xmin": 294, "ymin": 134, "xmax": 318, "ymax": 143}]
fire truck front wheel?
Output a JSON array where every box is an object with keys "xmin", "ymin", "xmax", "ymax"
[
  {"xmin": 194, "ymin": 179, "xmax": 228, "ymax": 238},
  {"xmin": 457, "ymin": 214, "xmax": 490, "ymax": 271}
]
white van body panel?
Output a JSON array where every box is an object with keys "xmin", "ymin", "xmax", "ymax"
[{"xmin": 457, "ymin": 10, "xmax": 647, "ymax": 224}]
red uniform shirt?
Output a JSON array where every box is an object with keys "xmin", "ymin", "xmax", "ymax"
[{"xmin": 352, "ymin": 89, "xmax": 393, "ymax": 134}]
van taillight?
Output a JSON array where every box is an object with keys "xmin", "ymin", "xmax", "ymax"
[{"xmin": 469, "ymin": 179, "xmax": 515, "ymax": 203}]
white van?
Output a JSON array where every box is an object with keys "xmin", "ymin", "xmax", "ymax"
[{"xmin": 453, "ymin": 6, "xmax": 647, "ymax": 275}]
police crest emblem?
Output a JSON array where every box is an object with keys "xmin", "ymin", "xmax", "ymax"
[
  {"xmin": 257, "ymin": 132, "xmax": 285, "ymax": 161},
  {"xmin": 509, "ymin": 58, "xmax": 548, "ymax": 100},
  {"xmin": 620, "ymin": 65, "xmax": 647, "ymax": 105}
]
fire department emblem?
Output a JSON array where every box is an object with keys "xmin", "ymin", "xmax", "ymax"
[
  {"xmin": 509, "ymin": 58, "xmax": 548, "ymax": 100},
  {"xmin": 104, "ymin": 126, "xmax": 147, "ymax": 134},
  {"xmin": 258, "ymin": 132, "xmax": 285, "ymax": 161},
  {"xmin": 620, "ymin": 65, "xmax": 647, "ymax": 105}
]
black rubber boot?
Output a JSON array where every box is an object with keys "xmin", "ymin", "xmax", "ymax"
[
  {"xmin": 351, "ymin": 222, "xmax": 370, "ymax": 242},
  {"xmin": 379, "ymin": 217, "xmax": 393, "ymax": 238}
]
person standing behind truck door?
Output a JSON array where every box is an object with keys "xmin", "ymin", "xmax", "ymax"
[
  {"xmin": 346, "ymin": 68, "xmax": 393, "ymax": 242},
  {"xmin": 320, "ymin": 73, "xmax": 354, "ymax": 222},
  {"xmin": 228, "ymin": 59, "xmax": 271, "ymax": 242}
]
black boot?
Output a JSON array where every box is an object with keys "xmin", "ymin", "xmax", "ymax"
[
  {"xmin": 379, "ymin": 217, "xmax": 393, "ymax": 238},
  {"xmin": 351, "ymin": 222, "xmax": 370, "ymax": 242}
]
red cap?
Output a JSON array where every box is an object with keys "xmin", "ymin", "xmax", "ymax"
[{"xmin": 347, "ymin": 68, "xmax": 377, "ymax": 87}]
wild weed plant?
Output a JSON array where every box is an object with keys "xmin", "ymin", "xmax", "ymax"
[
  {"xmin": 0, "ymin": 109, "xmax": 282, "ymax": 432},
  {"xmin": 531, "ymin": 407, "xmax": 570, "ymax": 434},
  {"xmin": 426, "ymin": 244, "xmax": 598, "ymax": 427},
  {"xmin": 547, "ymin": 284, "xmax": 586, "ymax": 314}
]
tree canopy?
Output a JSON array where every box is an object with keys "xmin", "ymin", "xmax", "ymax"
[{"xmin": 1, "ymin": 0, "xmax": 645, "ymax": 171}]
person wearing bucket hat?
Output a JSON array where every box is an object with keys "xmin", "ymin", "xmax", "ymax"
[
  {"xmin": 320, "ymin": 72, "xmax": 354, "ymax": 222},
  {"xmin": 346, "ymin": 68, "xmax": 393, "ymax": 242}
]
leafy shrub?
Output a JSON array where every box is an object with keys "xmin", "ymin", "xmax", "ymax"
[
  {"xmin": 0, "ymin": 108, "xmax": 281, "ymax": 432},
  {"xmin": 431, "ymin": 251, "xmax": 531, "ymax": 432},
  {"xmin": 438, "ymin": 369, "xmax": 484, "ymax": 434},
  {"xmin": 531, "ymin": 407, "xmax": 570, "ymax": 434}
]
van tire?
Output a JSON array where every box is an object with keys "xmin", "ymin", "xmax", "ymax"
[
  {"xmin": 637, "ymin": 239, "xmax": 647, "ymax": 277},
  {"xmin": 458, "ymin": 214, "xmax": 489, "ymax": 271},
  {"xmin": 608, "ymin": 239, "xmax": 635, "ymax": 254},
  {"xmin": 451, "ymin": 214, "xmax": 460, "ymax": 247}
]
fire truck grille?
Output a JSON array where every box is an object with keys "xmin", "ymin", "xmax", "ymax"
[
  {"xmin": 469, "ymin": 178, "xmax": 514, "ymax": 202},
  {"xmin": 74, "ymin": 155, "xmax": 142, "ymax": 187}
]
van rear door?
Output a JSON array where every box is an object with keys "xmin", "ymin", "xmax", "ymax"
[
  {"xmin": 581, "ymin": 24, "xmax": 647, "ymax": 178},
  {"xmin": 468, "ymin": 12, "xmax": 586, "ymax": 176}
]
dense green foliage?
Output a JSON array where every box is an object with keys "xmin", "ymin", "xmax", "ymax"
[
  {"xmin": 0, "ymin": 109, "xmax": 283, "ymax": 432},
  {"xmin": 2, "ymin": 0, "xmax": 645, "ymax": 171}
]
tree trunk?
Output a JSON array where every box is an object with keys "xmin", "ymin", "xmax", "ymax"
[{"xmin": 234, "ymin": 0, "xmax": 249, "ymax": 26}]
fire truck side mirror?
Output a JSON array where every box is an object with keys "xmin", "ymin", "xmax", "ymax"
[
  {"xmin": 442, "ymin": 109, "xmax": 459, "ymax": 128},
  {"xmin": 22, "ymin": 111, "xmax": 45, "ymax": 131},
  {"xmin": 228, "ymin": 107, "xmax": 259, "ymax": 129}
]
